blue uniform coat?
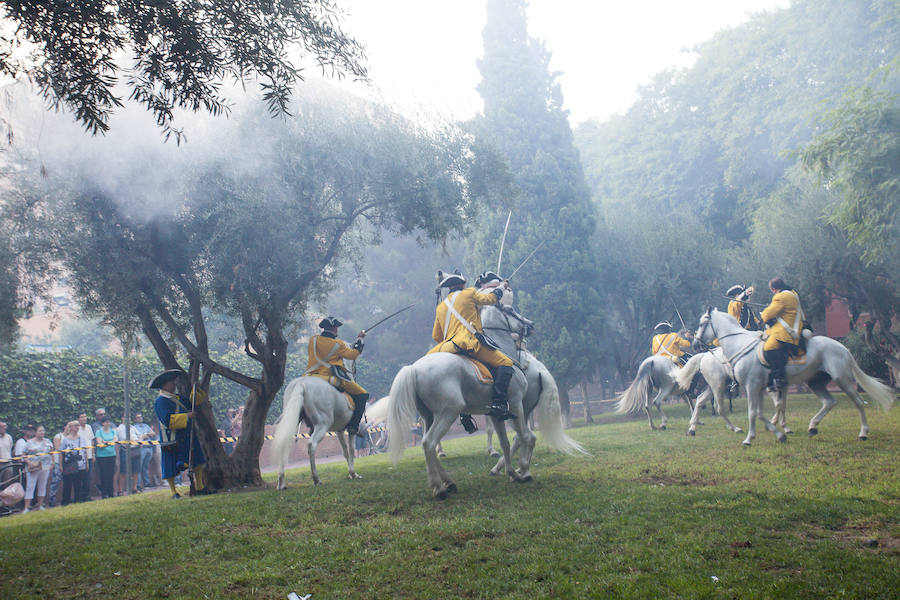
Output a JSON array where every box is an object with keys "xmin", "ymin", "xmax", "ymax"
[{"xmin": 154, "ymin": 390, "xmax": 205, "ymax": 479}]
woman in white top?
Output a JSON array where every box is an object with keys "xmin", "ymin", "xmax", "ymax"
[{"xmin": 23, "ymin": 425, "xmax": 54, "ymax": 512}]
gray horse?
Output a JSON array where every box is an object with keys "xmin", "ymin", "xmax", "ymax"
[
  {"xmin": 694, "ymin": 308, "xmax": 894, "ymax": 445},
  {"xmin": 615, "ymin": 355, "xmax": 700, "ymax": 430},
  {"xmin": 272, "ymin": 376, "xmax": 361, "ymax": 488},
  {"xmin": 387, "ymin": 304, "xmax": 577, "ymax": 499}
]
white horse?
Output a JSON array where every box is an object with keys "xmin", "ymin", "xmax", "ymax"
[
  {"xmin": 694, "ymin": 308, "xmax": 894, "ymax": 445},
  {"xmin": 614, "ymin": 355, "xmax": 702, "ymax": 430},
  {"xmin": 272, "ymin": 376, "xmax": 362, "ymax": 488},
  {"xmin": 387, "ymin": 304, "xmax": 579, "ymax": 499}
]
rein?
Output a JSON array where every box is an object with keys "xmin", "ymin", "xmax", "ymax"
[
  {"xmin": 698, "ymin": 314, "xmax": 761, "ymax": 370},
  {"xmin": 483, "ymin": 309, "xmax": 527, "ymax": 369}
]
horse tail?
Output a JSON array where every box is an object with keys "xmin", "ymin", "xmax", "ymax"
[
  {"xmin": 535, "ymin": 368, "xmax": 589, "ymax": 455},
  {"xmin": 272, "ymin": 377, "xmax": 305, "ymax": 474},
  {"xmin": 849, "ymin": 355, "xmax": 895, "ymax": 412},
  {"xmin": 365, "ymin": 396, "xmax": 391, "ymax": 424},
  {"xmin": 675, "ymin": 353, "xmax": 704, "ymax": 390},
  {"xmin": 615, "ymin": 359, "xmax": 653, "ymax": 417},
  {"xmin": 387, "ymin": 366, "xmax": 417, "ymax": 466}
]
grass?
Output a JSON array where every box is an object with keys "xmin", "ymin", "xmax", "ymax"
[{"xmin": 2, "ymin": 394, "xmax": 898, "ymax": 599}]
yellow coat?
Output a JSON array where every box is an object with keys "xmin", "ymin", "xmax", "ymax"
[
  {"xmin": 760, "ymin": 290, "xmax": 803, "ymax": 348},
  {"xmin": 305, "ymin": 334, "xmax": 366, "ymax": 395},
  {"xmin": 652, "ymin": 332, "xmax": 690, "ymax": 362},
  {"xmin": 428, "ymin": 287, "xmax": 512, "ymax": 367},
  {"xmin": 728, "ymin": 300, "xmax": 743, "ymax": 322}
]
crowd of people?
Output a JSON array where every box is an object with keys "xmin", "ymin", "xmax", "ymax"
[{"xmin": 0, "ymin": 408, "xmax": 172, "ymax": 514}]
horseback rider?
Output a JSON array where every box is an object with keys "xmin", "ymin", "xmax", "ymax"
[
  {"xmin": 305, "ymin": 317, "xmax": 369, "ymax": 436},
  {"xmin": 652, "ymin": 321, "xmax": 691, "ymax": 365},
  {"xmin": 428, "ymin": 272, "xmax": 516, "ymax": 420},
  {"xmin": 760, "ymin": 277, "xmax": 804, "ymax": 392},
  {"xmin": 726, "ymin": 284, "xmax": 760, "ymax": 330}
]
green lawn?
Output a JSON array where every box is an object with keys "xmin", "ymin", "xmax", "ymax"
[{"xmin": 2, "ymin": 394, "xmax": 898, "ymax": 599}]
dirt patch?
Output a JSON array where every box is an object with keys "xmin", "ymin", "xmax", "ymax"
[{"xmin": 802, "ymin": 519, "xmax": 900, "ymax": 554}]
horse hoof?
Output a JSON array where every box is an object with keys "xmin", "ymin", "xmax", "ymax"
[
  {"xmin": 808, "ymin": 428, "xmax": 818, "ymax": 437},
  {"xmin": 777, "ymin": 433, "xmax": 787, "ymax": 443},
  {"xmin": 434, "ymin": 488, "xmax": 449, "ymax": 500},
  {"xmin": 697, "ymin": 420, "xmax": 705, "ymax": 426},
  {"xmin": 742, "ymin": 441, "xmax": 752, "ymax": 447},
  {"xmin": 858, "ymin": 435, "xmax": 868, "ymax": 441},
  {"xmin": 735, "ymin": 428, "xmax": 744, "ymax": 434},
  {"xmin": 784, "ymin": 427, "xmax": 794, "ymax": 434},
  {"xmin": 659, "ymin": 424, "xmax": 667, "ymax": 431},
  {"xmin": 687, "ymin": 429, "xmax": 696, "ymax": 437},
  {"xmin": 438, "ymin": 451, "xmax": 447, "ymax": 458},
  {"xmin": 446, "ymin": 482, "xmax": 458, "ymax": 494},
  {"xmin": 520, "ymin": 473, "xmax": 533, "ymax": 483},
  {"xmin": 489, "ymin": 451, "xmax": 500, "ymax": 457}
]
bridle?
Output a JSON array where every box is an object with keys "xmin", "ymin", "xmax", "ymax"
[
  {"xmin": 697, "ymin": 311, "xmax": 762, "ymax": 369},
  {"xmin": 483, "ymin": 307, "xmax": 530, "ymax": 366}
]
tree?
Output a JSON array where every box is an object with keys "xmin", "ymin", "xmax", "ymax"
[
  {"xmin": 801, "ymin": 87, "xmax": 900, "ymax": 265},
  {"xmin": 0, "ymin": 0, "xmax": 367, "ymax": 140},
  {"xmin": 574, "ymin": 0, "xmax": 900, "ymax": 241},
  {"xmin": 10, "ymin": 85, "xmax": 506, "ymax": 487},
  {"xmin": 471, "ymin": 0, "xmax": 605, "ymax": 410}
]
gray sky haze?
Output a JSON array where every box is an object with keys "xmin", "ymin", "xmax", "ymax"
[{"xmin": 333, "ymin": 0, "xmax": 790, "ymax": 124}]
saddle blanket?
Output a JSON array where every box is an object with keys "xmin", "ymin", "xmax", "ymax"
[
  {"xmin": 465, "ymin": 357, "xmax": 494, "ymax": 384},
  {"xmin": 757, "ymin": 344, "xmax": 807, "ymax": 368}
]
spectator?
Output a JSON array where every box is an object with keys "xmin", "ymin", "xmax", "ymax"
[
  {"xmin": 231, "ymin": 406, "xmax": 244, "ymax": 443},
  {"xmin": 132, "ymin": 412, "xmax": 154, "ymax": 491},
  {"xmin": 94, "ymin": 416, "xmax": 118, "ymax": 499},
  {"xmin": 46, "ymin": 426, "xmax": 65, "ymax": 508},
  {"xmin": 116, "ymin": 418, "xmax": 141, "ymax": 495},
  {"xmin": 89, "ymin": 408, "xmax": 106, "ymax": 497},
  {"xmin": 13, "ymin": 423, "xmax": 35, "ymax": 458},
  {"xmin": 75, "ymin": 412, "xmax": 94, "ymax": 501},
  {"xmin": 0, "ymin": 421, "xmax": 12, "ymax": 483},
  {"xmin": 23, "ymin": 425, "xmax": 53, "ymax": 512},
  {"xmin": 354, "ymin": 423, "xmax": 371, "ymax": 457},
  {"xmin": 59, "ymin": 420, "xmax": 88, "ymax": 505},
  {"xmin": 148, "ymin": 421, "xmax": 163, "ymax": 487}
]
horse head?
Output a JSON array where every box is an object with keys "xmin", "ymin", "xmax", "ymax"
[
  {"xmin": 695, "ymin": 307, "xmax": 716, "ymax": 347},
  {"xmin": 481, "ymin": 304, "xmax": 531, "ymax": 359}
]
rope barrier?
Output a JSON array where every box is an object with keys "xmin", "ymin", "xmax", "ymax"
[{"xmin": 1, "ymin": 426, "xmax": 388, "ymax": 463}]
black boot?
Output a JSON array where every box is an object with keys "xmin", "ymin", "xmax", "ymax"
[
  {"xmin": 346, "ymin": 393, "xmax": 369, "ymax": 435},
  {"xmin": 488, "ymin": 365, "xmax": 516, "ymax": 421}
]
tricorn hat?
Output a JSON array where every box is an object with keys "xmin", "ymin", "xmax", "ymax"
[
  {"xmin": 438, "ymin": 273, "xmax": 466, "ymax": 288},
  {"xmin": 654, "ymin": 321, "xmax": 673, "ymax": 332},
  {"xmin": 726, "ymin": 284, "xmax": 745, "ymax": 298},
  {"xmin": 149, "ymin": 369, "xmax": 186, "ymax": 390},
  {"xmin": 476, "ymin": 271, "xmax": 502, "ymax": 287},
  {"xmin": 318, "ymin": 316, "xmax": 343, "ymax": 330}
]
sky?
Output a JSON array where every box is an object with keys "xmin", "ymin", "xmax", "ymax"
[{"xmin": 332, "ymin": 0, "xmax": 790, "ymax": 125}]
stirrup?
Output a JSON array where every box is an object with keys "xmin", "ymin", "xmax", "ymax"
[{"xmin": 460, "ymin": 414, "xmax": 478, "ymax": 434}]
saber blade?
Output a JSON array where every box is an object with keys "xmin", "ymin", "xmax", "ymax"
[
  {"xmin": 362, "ymin": 302, "xmax": 419, "ymax": 334},
  {"xmin": 497, "ymin": 210, "xmax": 512, "ymax": 274},
  {"xmin": 507, "ymin": 240, "xmax": 546, "ymax": 281}
]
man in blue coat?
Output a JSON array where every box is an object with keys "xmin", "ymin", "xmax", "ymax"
[{"xmin": 151, "ymin": 369, "xmax": 212, "ymax": 498}]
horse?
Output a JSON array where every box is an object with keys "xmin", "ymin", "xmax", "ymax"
[
  {"xmin": 614, "ymin": 355, "xmax": 703, "ymax": 430},
  {"xmin": 386, "ymin": 304, "xmax": 582, "ymax": 499},
  {"xmin": 694, "ymin": 308, "xmax": 894, "ymax": 445},
  {"xmin": 271, "ymin": 376, "xmax": 362, "ymax": 489},
  {"xmin": 675, "ymin": 348, "xmax": 757, "ymax": 436}
]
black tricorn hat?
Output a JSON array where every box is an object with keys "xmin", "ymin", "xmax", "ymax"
[
  {"xmin": 726, "ymin": 284, "xmax": 744, "ymax": 298},
  {"xmin": 439, "ymin": 273, "xmax": 466, "ymax": 288},
  {"xmin": 476, "ymin": 271, "xmax": 501, "ymax": 286},
  {"xmin": 149, "ymin": 369, "xmax": 186, "ymax": 390},
  {"xmin": 654, "ymin": 321, "xmax": 673, "ymax": 332},
  {"xmin": 318, "ymin": 316, "xmax": 343, "ymax": 330}
]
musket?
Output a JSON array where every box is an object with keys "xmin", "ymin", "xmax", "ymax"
[
  {"xmin": 506, "ymin": 240, "xmax": 545, "ymax": 282},
  {"xmin": 435, "ymin": 270, "xmax": 444, "ymax": 308},
  {"xmin": 362, "ymin": 302, "xmax": 419, "ymax": 335},
  {"xmin": 719, "ymin": 294, "xmax": 767, "ymax": 307},
  {"xmin": 496, "ymin": 211, "xmax": 512, "ymax": 274}
]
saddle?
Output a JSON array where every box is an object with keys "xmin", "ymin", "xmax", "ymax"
[{"xmin": 756, "ymin": 344, "xmax": 807, "ymax": 368}]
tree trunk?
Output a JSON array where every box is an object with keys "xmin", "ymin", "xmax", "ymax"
[
  {"xmin": 580, "ymin": 381, "xmax": 593, "ymax": 423},
  {"xmin": 559, "ymin": 386, "xmax": 572, "ymax": 429},
  {"xmin": 863, "ymin": 319, "xmax": 900, "ymax": 383}
]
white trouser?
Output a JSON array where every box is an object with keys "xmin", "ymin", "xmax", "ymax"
[{"xmin": 26, "ymin": 469, "xmax": 50, "ymax": 499}]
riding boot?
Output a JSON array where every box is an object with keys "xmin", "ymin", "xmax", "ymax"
[
  {"xmin": 488, "ymin": 365, "xmax": 516, "ymax": 421},
  {"xmin": 764, "ymin": 347, "xmax": 788, "ymax": 392},
  {"xmin": 345, "ymin": 393, "xmax": 369, "ymax": 435}
]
